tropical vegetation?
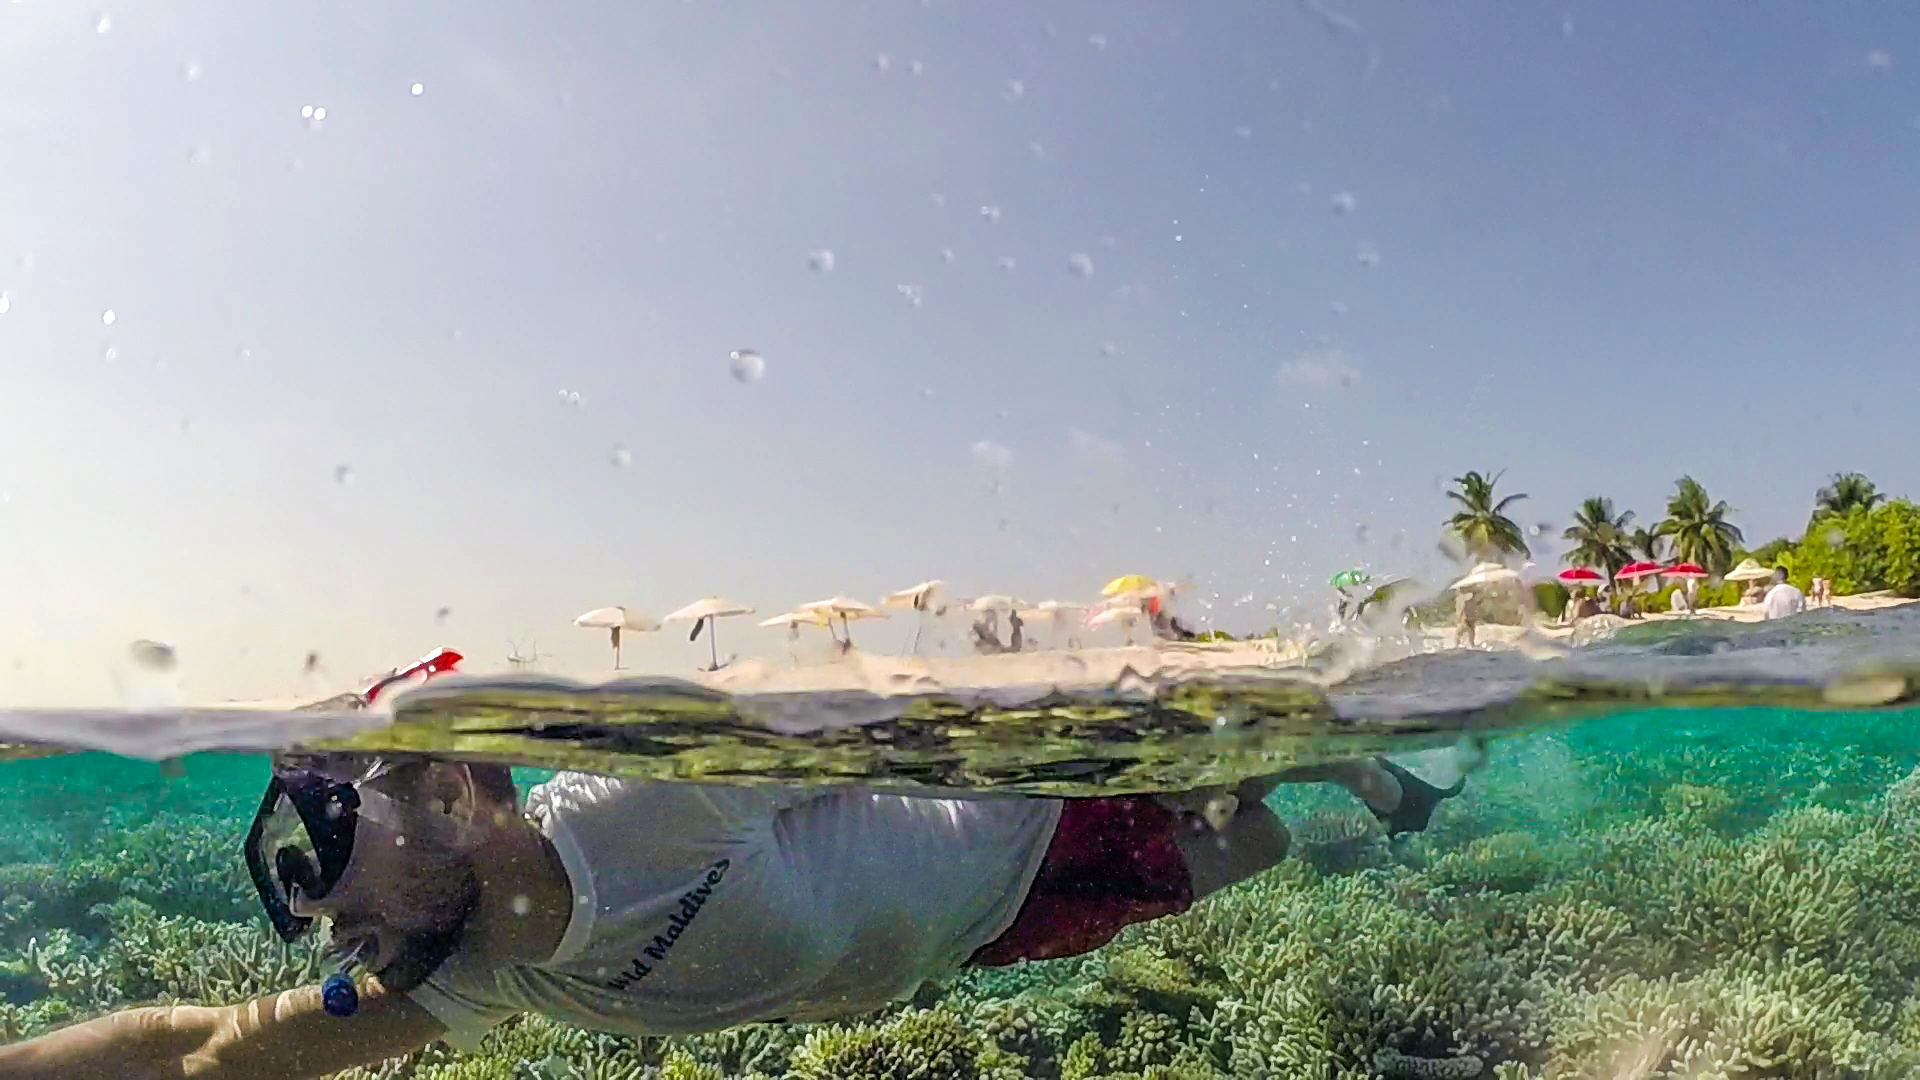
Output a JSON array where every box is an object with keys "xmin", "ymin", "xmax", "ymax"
[
  {"xmin": 1442, "ymin": 470, "xmax": 1529, "ymax": 559},
  {"xmin": 1652, "ymin": 475, "xmax": 1743, "ymax": 576},
  {"xmin": 1813, "ymin": 471, "xmax": 1886, "ymax": 524}
]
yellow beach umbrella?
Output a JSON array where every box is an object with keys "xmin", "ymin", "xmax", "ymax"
[{"xmin": 1101, "ymin": 574, "xmax": 1158, "ymax": 598}]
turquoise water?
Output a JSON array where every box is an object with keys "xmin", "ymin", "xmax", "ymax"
[{"xmin": 4, "ymin": 696, "xmax": 1920, "ymax": 1078}]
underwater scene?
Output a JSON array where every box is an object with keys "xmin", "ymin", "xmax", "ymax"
[{"xmin": 5, "ymin": 610, "xmax": 1920, "ymax": 1080}]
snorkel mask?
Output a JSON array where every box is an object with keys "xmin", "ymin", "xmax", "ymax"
[{"xmin": 244, "ymin": 648, "xmax": 468, "ymax": 1017}]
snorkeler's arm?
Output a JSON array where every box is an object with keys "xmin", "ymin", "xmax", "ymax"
[{"xmin": 0, "ymin": 980, "xmax": 447, "ymax": 1080}]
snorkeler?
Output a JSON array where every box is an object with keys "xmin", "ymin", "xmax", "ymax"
[{"xmin": 0, "ymin": 742, "xmax": 1463, "ymax": 1078}]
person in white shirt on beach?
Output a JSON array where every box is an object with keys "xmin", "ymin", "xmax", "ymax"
[{"xmin": 1762, "ymin": 567, "xmax": 1806, "ymax": 620}]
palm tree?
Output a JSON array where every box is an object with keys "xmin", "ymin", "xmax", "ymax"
[
  {"xmin": 1562, "ymin": 497, "xmax": 1633, "ymax": 578},
  {"xmin": 1624, "ymin": 526, "xmax": 1667, "ymax": 564},
  {"xmin": 1445, "ymin": 470, "xmax": 1530, "ymax": 559},
  {"xmin": 1813, "ymin": 472, "xmax": 1884, "ymax": 523},
  {"xmin": 1655, "ymin": 476, "xmax": 1743, "ymax": 575}
]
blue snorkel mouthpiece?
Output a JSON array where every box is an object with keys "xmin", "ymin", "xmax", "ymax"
[
  {"xmin": 322, "ymin": 938, "xmax": 372, "ymax": 1018},
  {"xmin": 322, "ymin": 972, "xmax": 358, "ymax": 1018}
]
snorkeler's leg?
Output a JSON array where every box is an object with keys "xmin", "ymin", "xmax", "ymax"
[
  {"xmin": 1159, "ymin": 777, "xmax": 1291, "ymax": 899},
  {"xmin": 1272, "ymin": 753, "xmax": 1470, "ymax": 836}
]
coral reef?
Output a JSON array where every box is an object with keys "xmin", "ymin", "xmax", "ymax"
[{"xmin": 5, "ymin": 720, "xmax": 1920, "ymax": 1079}]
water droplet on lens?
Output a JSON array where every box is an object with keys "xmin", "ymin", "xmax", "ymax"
[
  {"xmin": 1356, "ymin": 247, "xmax": 1381, "ymax": 268},
  {"xmin": 610, "ymin": 444, "xmax": 633, "ymax": 468},
  {"xmin": 410, "ymin": 82, "xmax": 425, "ymax": 96},
  {"xmin": 979, "ymin": 205, "xmax": 1002, "ymax": 223},
  {"xmin": 1560, "ymin": 12, "xmax": 1575, "ymax": 38},
  {"xmin": 1067, "ymin": 253, "xmax": 1094, "ymax": 277},
  {"xmin": 0, "ymin": 294, "xmax": 9, "ymax": 315},
  {"xmin": 896, "ymin": 283, "xmax": 924, "ymax": 306},
  {"xmin": 1330, "ymin": 191, "xmax": 1357, "ymax": 214},
  {"xmin": 189, "ymin": 143, "xmax": 211, "ymax": 165},
  {"xmin": 873, "ymin": 53, "xmax": 892, "ymax": 73},
  {"xmin": 95, "ymin": 13, "xmax": 111, "ymax": 33},
  {"xmin": 1234, "ymin": 125, "xmax": 1253, "ymax": 139},
  {"xmin": 435, "ymin": 606, "xmax": 452, "ymax": 623},
  {"xmin": 808, "ymin": 248, "xmax": 835, "ymax": 272},
  {"xmin": 184, "ymin": 61, "xmax": 202, "ymax": 81},
  {"xmin": 129, "ymin": 639, "xmax": 177, "ymax": 672},
  {"xmin": 970, "ymin": 440, "xmax": 1013, "ymax": 468},
  {"xmin": 103, "ymin": 346, "xmax": 117, "ymax": 361},
  {"xmin": 301, "ymin": 105, "xmax": 314, "ymax": 118},
  {"xmin": 101, "ymin": 309, "xmax": 116, "ymax": 325},
  {"xmin": 996, "ymin": 256, "xmax": 1016, "ymax": 272},
  {"xmin": 729, "ymin": 349, "xmax": 765, "ymax": 383},
  {"xmin": 333, "ymin": 464, "xmax": 353, "ymax": 485},
  {"xmin": 1003, "ymin": 79, "xmax": 1025, "ymax": 101},
  {"xmin": 939, "ymin": 248, "xmax": 955, "ymax": 264},
  {"xmin": 1100, "ymin": 342, "xmax": 1116, "ymax": 356},
  {"xmin": 909, "ymin": 60, "xmax": 924, "ymax": 76},
  {"xmin": 1088, "ymin": 33, "xmax": 1108, "ymax": 50},
  {"xmin": 511, "ymin": 894, "xmax": 532, "ymax": 916},
  {"xmin": 1868, "ymin": 49, "xmax": 1893, "ymax": 70}
]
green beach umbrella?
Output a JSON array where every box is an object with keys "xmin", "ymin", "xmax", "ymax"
[{"xmin": 1329, "ymin": 567, "xmax": 1371, "ymax": 589}]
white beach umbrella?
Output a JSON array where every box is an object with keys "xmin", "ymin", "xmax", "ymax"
[
  {"xmin": 799, "ymin": 596, "xmax": 889, "ymax": 647},
  {"xmin": 664, "ymin": 598, "xmax": 756, "ymax": 670},
  {"xmin": 884, "ymin": 580, "xmax": 947, "ymax": 653},
  {"xmin": 1019, "ymin": 600, "xmax": 1087, "ymax": 648},
  {"xmin": 967, "ymin": 594, "xmax": 1023, "ymax": 612},
  {"xmin": 883, "ymin": 580, "xmax": 946, "ymax": 612},
  {"xmin": 1726, "ymin": 558, "xmax": 1772, "ymax": 582},
  {"xmin": 573, "ymin": 606, "xmax": 660, "ymax": 669},
  {"xmin": 1450, "ymin": 562, "xmax": 1521, "ymax": 591}
]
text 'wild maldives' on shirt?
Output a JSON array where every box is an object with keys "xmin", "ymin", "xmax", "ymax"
[{"xmin": 605, "ymin": 859, "xmax": 731, "ymax": 991}]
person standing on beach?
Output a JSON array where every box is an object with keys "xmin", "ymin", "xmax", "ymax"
[{"xmin": 1762, "ymin": 567, "xmax": 1806, "ymax": 620}]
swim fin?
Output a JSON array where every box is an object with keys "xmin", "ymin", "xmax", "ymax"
[{"xmin": 1371, "ymin": 759, "xmax": 1464, "ymax": 836}]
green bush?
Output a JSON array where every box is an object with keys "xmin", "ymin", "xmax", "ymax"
[{"xmin": 1780, "ymin": 500, "xmax": 1920, "ymax": 597}]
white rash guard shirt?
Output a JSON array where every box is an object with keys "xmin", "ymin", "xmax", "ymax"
[{"xmin": 407, "ymin": 774, "xmax": 1062, "ymax": 1049}]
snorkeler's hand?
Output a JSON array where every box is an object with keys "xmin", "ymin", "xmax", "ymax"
[{"xmin": 0, "ymin": 981, "xmax": 446, "ymax": 1080}]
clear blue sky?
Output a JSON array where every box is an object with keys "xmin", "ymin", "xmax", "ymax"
[{"xmin": 2, "ymin": 1, "xmax": 1917, "ymax": 703}]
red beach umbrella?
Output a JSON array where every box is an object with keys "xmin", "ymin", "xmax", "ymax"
[
  {"xmin": 1615, "ymin": 561, "xmax": 1663, "ymax": 582},
  {"xmin": 1557, "ymin": 567, "xmax": 1606, "ymax": 586},
  {"xmin": 1664, "ymin": 563, "xmax": 1710, "ymax": 580}
]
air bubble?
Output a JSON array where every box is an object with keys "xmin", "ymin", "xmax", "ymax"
[
  {"xmin": 807, "ymin": 248, "xmax": 835, "ymax": 272},
  {"xmin": 511, "ymin": 894, "xmax": 532, "ymax": 916},
  {"xmin": 1067, "ymin": 253, "xmax": 1094, "ymax": 277},
  {"xmin": 610, "ymin": 444, "xmax": 633, "ymax": 468},
  {"xmin": 729, "ymin": 349, "xmax": 765, "ymax": 383}
]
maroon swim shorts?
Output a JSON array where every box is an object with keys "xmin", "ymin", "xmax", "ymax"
[{"xmin": 971, "ymin": 795, "xmax": 1194, "ymax": 966}]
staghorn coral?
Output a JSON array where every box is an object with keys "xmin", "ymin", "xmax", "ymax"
[
  {"xmin": 1371, "ymin": 1047, "xmax": 1483, "ymax": 1078},
  {"xmin": 785, "ymin": 1006, "xmax": 1026, "ymax": 1080}
]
